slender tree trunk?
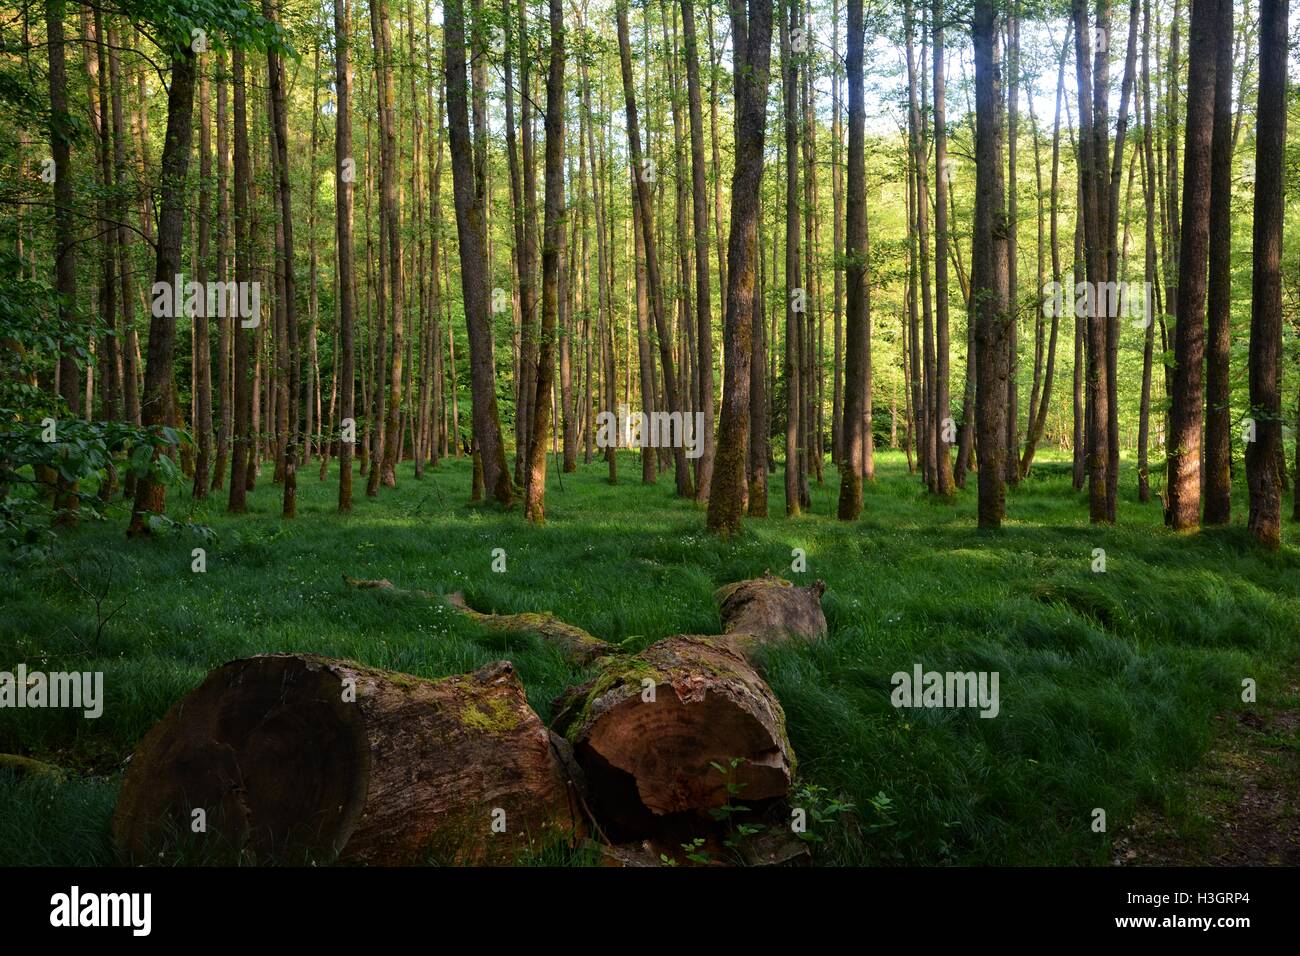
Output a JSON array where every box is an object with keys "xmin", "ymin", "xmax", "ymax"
[
  {"xmin": 1004, "ymin": 3, "xmax": 1019, "ymax": 485},
  {"xmin": 525, "ymin": 0, "xmax": 565, "ymax": 524},
  {"xmin": 371, "ymin": 0, "xmax": 402, "ymax": 491},
  {"xmin": 227, "ymin": 49, "xmax": 254, "ymax": 512},
  {"xmin": 129, "ymin": 49, "xmax": 197, "ymax": 535},
  {"xmin": 336, "ymin": 0, "xmax": 357, "ymax": 511},
  {"xmin": 210, "ymin": 48, "xmax": 231, "ymax": 491},
  {"xmin": 831, "ymin": 0, "xmax": 844, "ymax": 465},
  {"xmin": 1138, "ymin": 27, "xmax": 1158, "ymax": 505},
  {"xmin": 1203, "ymin": 0, "xmax": 1234, "ymax": 526},
  {"xmin": 192, "ymin": 63, "xmax": 213, "ymax": 499},
  {"xmin": 1165, "ymin": 0, "xmax": 1217, "ymax": 531},
  {"xmin": 263, "ymin": 0, "xmax": 299, "ymax": 517},
  {"xmin": 932, "ymin": 0, "xmax": 953, "ymax": 496},
  {"xmin": 836, "ymin": 0, "xmax": 869, "ymax": 520},
  {"xmin": 706, "ymin": 0, "xmax": 773, "ymax": 535},
  {"xmin": 1020, "ymin": 26, "xmax": 1069, "ymax": 478},
  {"xmin": 682, "ymin": 0, "xmax": 715, "ymax": 501},
  {"xmin": 617, "ymin": 0, "xmax": 693, "ymax": 497},
  {"xmin": 46, "ymin": 0, "xmax": 80, "ymax": 522},
  {"xmin": 445, "ymin": 0, "xmax": 512, "ymax": 504},
  {"xmin": 780, "ymin": 0, "xmax": 802, "ymax": 516},
  {"xmin": 1246, "ymin": 0, "xmax": 1286, "ymax": 548},
  {"xmin": 972, "ymin": 0, "xmax": 1009, "ymax": 530}
]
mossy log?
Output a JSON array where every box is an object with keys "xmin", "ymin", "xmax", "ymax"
[
  {"xmin": 551, "ymin": 635, "xmax": 794, "ymax": 841},
  {"xmin": 444, "ymin": 593, "xmax": 612, "ymax": 664},
  {"xmin": 0, "ymin": 753, "xmax": 66, "ymax": 782},
  {"xmin": 713, "ymin": 571, "xmax": 828, "ymax": 654},
  {"xmin": 344, "ymin": 572, "xmax": 826, "ymax": 664},
  {"xmin": 112, "ymin": 654, "xmax": 583, "ymax": 865},
  {"xmin": 343, "ymin": 575, "xmax": 612, "ymax": 665}
]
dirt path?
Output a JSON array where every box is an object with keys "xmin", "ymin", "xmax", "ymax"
[{"xmin": 1111, "ymin": 671, "xmax": 1300, "ymax": 866}]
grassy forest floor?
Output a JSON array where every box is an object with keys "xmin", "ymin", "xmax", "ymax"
[{"xmin": 1, "ymin": 449, "xmax": 1298, "ymax": 866}]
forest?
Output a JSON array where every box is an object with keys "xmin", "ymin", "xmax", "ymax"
[{"xmin": 0, "ymin": 0, "xmax": 1298, "ymax": 870}]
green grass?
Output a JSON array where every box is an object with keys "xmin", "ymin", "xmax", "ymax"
[{"xmin": 2, "ymin": 449, "xmax": 1298, "ymax": 866}]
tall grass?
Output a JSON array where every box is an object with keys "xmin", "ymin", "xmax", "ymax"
[{"xmin": 1, "ymin": 450, "xmax": 1296, "ymax": 865}]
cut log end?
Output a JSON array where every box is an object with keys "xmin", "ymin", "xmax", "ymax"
[
  {"xmin": 112, "ymin": 655, "xmax": 582, "ymax": 865},
  {"xmin": 553, "ymin": 635, "xmax": 793, "ymax": 842}
]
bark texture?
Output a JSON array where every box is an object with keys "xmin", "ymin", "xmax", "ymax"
[{"xmin": 113, "ymin": 655, "xmax": 582, "ymax": 865}]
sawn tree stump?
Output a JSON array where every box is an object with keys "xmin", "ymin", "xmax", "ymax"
[{"xmin": 112, "ymin": 654, "xmax": 582, "ymax": 865}]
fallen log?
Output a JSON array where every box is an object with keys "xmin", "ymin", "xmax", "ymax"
[
  {"xmin": 714, "ymin": 571, "xmax": 828, "ymax": 654},
  {"xmin": 112, "ymin": 655, "xmax": 582, "ymax": 865},
  {"xmin": 340, "ymin": 572, "xmax": 826, "ymax": 856},
  {"xmin": 344, "ymin": 572, "xmax": 826, "ymax": 664},
  {"xmin": 444, "ymin": 593, "xmax": 612, "ymax": 665},
  {"xmin": 343, "ymin": 575, "xmax": 612, "ymax": 665},
  {"xmin": 0, "ymin": 753, "xmax": 66, "ymax": 782},
  {"xmin": 551, "ymin": 635, "xmax": 794, "ymax": 841}
]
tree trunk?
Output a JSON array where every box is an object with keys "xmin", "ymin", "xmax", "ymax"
[
  {"xmin": 227, "ymin": 49, "xmax": 254, "ymax": 513},
  {"xmin": 1203, "ymin": 0, "xmax": 1234, "ymax": 526},
  {"xmin": 836, "ymin": 0, "xmax": 868, "ymax": 521},
  {"xmin": 192, "ymin": 64, "xmax": 213, "ymax": 500},
  {"xmin": 45, "ymin": 0, "xmax": 80, "ymax": 523},
  {"xmin": 1246, "ymin": 0, "xmax": 1286, "ymax": 548},
  {"xmin": 551, "ymin": 635, "xmax": 791, "ymax": 843},
  {"xmin": 706, "ymin": 0, "xmax": 773, "ymax": 535},
  {"xmin": 444, "ymin": 0, "xmax": 511, "ymax": 505},
  {"xmin": 682, "ymin": 0, "xmax": 715, "ymax": 501},
  {"xmin": 336, "ymin": 0, "xmax": 357, "ymax": 511},
  {"xmin": 129, "ymin": 49, "xmax": 197, "ymax": 536},
  {"xmin": 1166, "ymin": 0, "xmax": 1217, "ymax": 532},
  {"xmin": 112, "ymin": 655, "xmax": 582, "ymax": 865},
  {"xmin": 972, "ymin": 0, "xmax": 1009, "ymax": 529},
  {"xmin": 524, "ymin": 0, "xmax": 566, "ymax": 524},
  {"xmin": 616, "ymin": 0, "xmax": 693, "ymax": 497},
  {"xmin": 1003, "ymin": 3, "xmax": 1020, "ymax": 485},
  {"xmin": 931, "ymin": 0, "xmax": 953, "ymax": 495},
  {"xmin": 1020, "ymin": 26, "xmax": 1069, "ymax": 478},
  {"xmin": 781, "ymin": 0, "xmax": 802, "ymax": 517}
]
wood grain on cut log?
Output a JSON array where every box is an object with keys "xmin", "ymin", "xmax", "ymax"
[
  {"xmin": 551, "ymin": 635, "xmax": 793, "ymax": 841},
  {"xmin": 343, "ymin": 575, "xmax": 611, "ymax": 664},
  {"xmin": 112, "ymin": 654, "xmax": 582, "ymax": 865},
  {"xmin": 714, "ymin": 571, "xmax": 828, "ymax": 655}
]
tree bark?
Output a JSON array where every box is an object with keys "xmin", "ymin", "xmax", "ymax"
[
  {"xmin": 445, "ymin": 0, "xmax": 512, "ymax": 505},
  {"xmin": 682, "ymin": 0, "xmax": 715, "ymax": 501},
  {"xmin": 551, "ymin": 635, "xmax": 792, "ymax": 842},
  {"xmin": 616, "ymin": 0, "xmax": 693, "ymax": 497},
  {"xmin": 1246, "ymin": 0, "xmax": 1286, "ymax": 548},
  {"xmin": 1165, "ymin": 0, "xmax": 1217, "ymax": 532},
  {"xmin": 972, "ymin": 0, "xmax": 1009, "ymax": 529},
  {"xmin": 112, "ymin": 655, "xmax": 582, "ymax": 865},
  {"xmin": 129, "ymin": 49, "xmax": 197, "ymax": 536},
  {"xmin": 46, "ymin": 0, "xmax": 80, "ymax": 523},
  {"xmin": 836, "ymin": 0, "xmax": 868, "ymax": 521},
  {"xmin": 524, "ymin": 0, "xmax": 566, "ymax": 524},
  {"xmin": 707, "ymin": 0, "xmax": 774, "ymax": 535},
  {"xmin": 1203, "ymin": 0, "xmax": 1234, "ymax": 526}
]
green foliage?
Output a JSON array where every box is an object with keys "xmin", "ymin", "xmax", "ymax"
[{"xmin": 125, "ymin": 0, "xmax": 291, "ymax": 57}]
